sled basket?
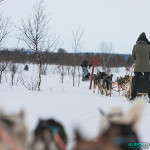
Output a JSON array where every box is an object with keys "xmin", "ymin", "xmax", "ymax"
[
  {"xmin": 129, "ymin": 64, "xmax": 148, "ymax": 97},
  {"xmin": 132, "ymin": 75, "xmax": 148, "ymax": 94}
]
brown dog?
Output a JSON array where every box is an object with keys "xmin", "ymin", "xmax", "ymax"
[
  {"xmin": 72, "ymin": 101, "xmax": 144, "ymax": 150},
  {"xmin": 103, "ymin": 74, "xmax": 113, "ymax": 97},
  {"xmin": 117, "ymin": 75, "xmax": 130, "ymax": 96},
  {"xmin": 93, "ymin": 72, "xmax": 107, "ymax": 95}
]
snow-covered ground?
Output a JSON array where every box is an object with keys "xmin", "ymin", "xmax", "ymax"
[{"xmin": 0, "ymin": 64, "xmax": 150, "ymax": 149}]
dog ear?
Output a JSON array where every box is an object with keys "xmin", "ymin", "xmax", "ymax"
[
  {"xmin": 1, "ymin": 117, "xmax": 15, "ymax": 126},
  {"xmin": 99, "ymin": 109, "xmax": 105, "ymax": 116},
  {"xmin": 39, "ymin": 118, "xmax": 43, "ymax": 122},
  {"xmin": 110, "ymin": 74, "xmax": 113, "ymax": 77},
  {"xmin": 124, "ymin": 100, "xmax": 145, "ymax": 132},
  {"xmin": 74, "ymin": 129, "xmax": 84, "ymax": 142},
  {"xmin": 18, "ymin": 109, "xmax": 25, "ymax": 119}
]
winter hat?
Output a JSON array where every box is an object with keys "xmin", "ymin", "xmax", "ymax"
[
  {"xmin": 137, "ymin": 32, "xmax": 148, "ymax": 43},
  {"xmin": 139, "ymin": 32, "xmax": 146, "ymax": 39}
]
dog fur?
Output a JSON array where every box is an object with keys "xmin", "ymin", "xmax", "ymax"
[
  {"xmin": 103, "ymin": 74, "xmax": 113, "ymax": 97},
  {"xmin": 98, "ymin": 100, "xmax": 145, "ymax": 136},
  {"xmin": 117, "ymin": 75, "xmax": 130, "ymax": 96},
  {"xmin": 31, "ymin": 118, "xmax": 67, "ymax": 150},
  {"xmin": 93, "ymin": 72, "xmax": 107, "ymax": 95},
  {"xmin": 0, "ymin": 110, "xmax": 28, "ymax": 150}
]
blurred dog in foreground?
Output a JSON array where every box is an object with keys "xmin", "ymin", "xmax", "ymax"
[
  {"xmin": 72, "ymin": 101, "xmax": 144, "ymax": 150},
  {"xmin": 0, "ymin": 110, "xmax": 28, "ymax": 150},
  {"xmin": 31, "ymin": 118, "xmax": 67, "ymax": 150}
]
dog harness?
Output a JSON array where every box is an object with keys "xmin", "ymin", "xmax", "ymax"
[{"xmin": 50, "ymin": 125, "xmax": 66, "ymax": 150}]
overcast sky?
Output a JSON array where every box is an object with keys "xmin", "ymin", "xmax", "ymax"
[{"xmin": 1, "ymin": 0, "xmax": 150, "ymax": 54}]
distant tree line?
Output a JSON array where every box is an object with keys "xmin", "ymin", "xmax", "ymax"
[{"xmin": 0, "ymin": 48, "xmax": 134, "ymax": 67}]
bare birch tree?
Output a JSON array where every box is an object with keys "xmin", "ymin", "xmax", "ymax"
[
  {"xmin": 0, "ymin": 60, "xmax": 7, "ymax": 83},
  {"xmin": 0, "ymin": 0, "xmax": 10, "ymax": 47},
  {"xmin": 20, "ymin": 77, "xmax": 38, "ymax": 91},
  {"xmin": 70, "ymin": 28, "xmax": 83, "ymax": 87},
  {"xmin": 9, "ymin": 63, "xmax": 18, "ymax": 86},
  {"xmin": 99, "ymin": 41, "xmax": 113, "ymax": 72},
  {"xmin": 17, "ymin": 0, "xmax": 58, "ymax": 91},
  {"xmin": 57, "ymin": 48, "xmax": 67, "ymax": 84},
  {"xmin": 0, "ymin": 14, "xmax": 10, "ymax": 47}
]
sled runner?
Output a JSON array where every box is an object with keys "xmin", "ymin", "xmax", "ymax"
[
  {"xmin": 82, "ymin": 77, "xmax": 90, "ymax": 81},
  {"xmin": 129, "ymin": 64, "xmax": 148, "ymax": 97}
]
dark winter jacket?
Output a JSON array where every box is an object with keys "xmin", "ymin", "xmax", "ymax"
[
  {"xmin": 81, "ymin": 60, "xmax": 88, "ymax": 67},
  {"xmin": 132, "ymin": 42, "xmax": 150, "ymax": 72}
]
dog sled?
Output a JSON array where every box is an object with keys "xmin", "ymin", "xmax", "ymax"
[
  {"xmin": 82, "ymin": 72, "xmax": 91, "ymax": 81},
  {"xmin": 128, "ymin": 63, "xmax": 148, "ymax": 97}
]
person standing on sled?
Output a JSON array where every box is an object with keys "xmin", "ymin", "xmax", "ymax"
[
  {"xmin": 130, "ymin": 32, "xmax": 150, "ymax": 102},
  {"xmin": 81, "ymin": 59, "xmax": 92, "ymax": 81}
]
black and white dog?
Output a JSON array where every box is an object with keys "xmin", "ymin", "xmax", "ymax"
[{"xmin": 31, "ymin": 119, "xmax": 67, "ymax": 150}]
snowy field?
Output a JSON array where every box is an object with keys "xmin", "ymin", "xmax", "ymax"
[{"xmin": 0, "ymin": 64, "xmax": 150, "ymax": 149}]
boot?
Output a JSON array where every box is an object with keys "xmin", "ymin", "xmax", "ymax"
[{"xmin": 129, "ymin": 96, "xmax": 136, "ymax": 101}]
